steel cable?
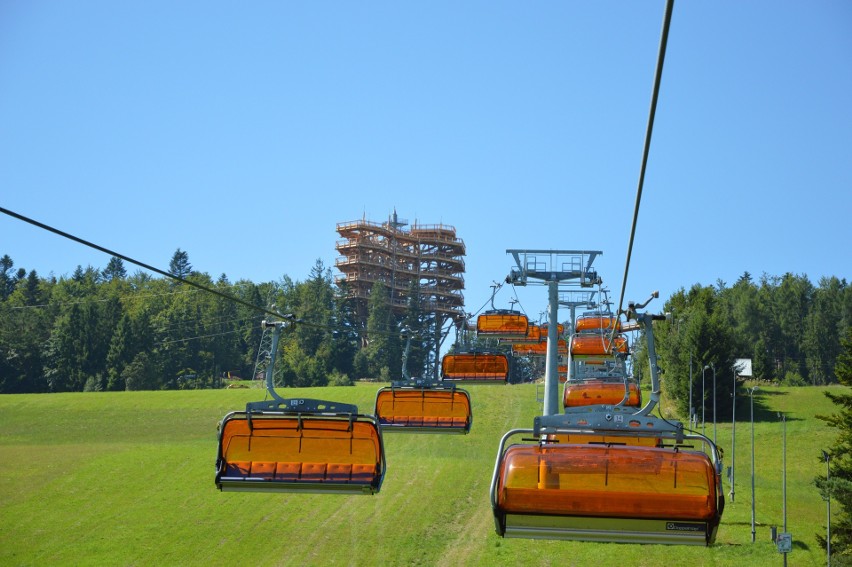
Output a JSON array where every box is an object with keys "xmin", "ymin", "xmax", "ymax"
[{"xmin": 615, "ymin": 0, "xmax": 675, "ymax": 325}]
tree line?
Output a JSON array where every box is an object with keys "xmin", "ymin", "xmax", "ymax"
[
  {"xmin": 647, "ymin": 271, "xmax": 851, "ymax": 420},
  {"xmin": 2, "ymin": 252, "xmax": 849, "ymax": 396},
  {"xmin": 0, "ymin": 251, "xmax": 429, "ymax": 394}
]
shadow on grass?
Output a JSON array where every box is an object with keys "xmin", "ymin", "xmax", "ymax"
[
  {"xmin": 732, "ymin": 392, "xmax": 805, "ymax": 424},
  {"xmin": 719, "ymin": 523, "xmax": 813, "ymax": 552}
]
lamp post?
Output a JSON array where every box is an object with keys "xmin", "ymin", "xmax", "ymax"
[
  {"xmin": 749, "ymin": 386, "xmax": 759, "ymax": 543},
  {"xmin": 705, "ymin": 363, "xmax": 716, "ymax": 443},
  {"xmin": 702, "ymin": 364, "xmax": 707, "ymax": 435},
  {"xmin": 823, "ymin": 450, "xmax": 831, "ymax": 566},
  {"xmin": 689, "ymin": 355, "xmax": 694, "ymax": 427},
  {"xmin": 779, "ymin": 412, "xmax": 787, "ymax": 566},
  {"xmin": 730, "ymin": 369, "xmax": 736, "ymax": 503}
]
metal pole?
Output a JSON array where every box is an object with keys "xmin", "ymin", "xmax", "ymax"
[
  {"xmin": 702, "ymin": 365, "xmax": 706, "ymax": 435},
  {"xmin": 543, "ymin": 280, "xmax": 560, "ymax": 416},
  {"xmin": 730, "ymin": 370, "xmax": 736, "ymax": 503},
  {"xmin": 712, "ymin": 363, "xmax": 717, "ymax": 444},
  {"xmin": 750, "ymin": 386, "xmax": 759, "ymax": 543},
  {"xmin": 780, "ymin": 412, "xmax": 787, "ymax": 566},
  {"xmin": 824, "ymin": 450, "xmax": 831, "ymax": 566},
  {"xmin": 689, "ymin": 355, "xmax": 693, "ymax": 427}
]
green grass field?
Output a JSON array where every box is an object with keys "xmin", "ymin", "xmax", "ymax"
[{"xmin": 0, "ymin": 382, "xmax": 840, "ymax": 566}]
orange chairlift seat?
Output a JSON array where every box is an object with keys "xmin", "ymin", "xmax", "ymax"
[
  {"xmin": 512, "ymin": 339, "xmax": 568, "ymax": 356},
  {"xmin": 499, "ymin": 324, "xmax": 541, "ymax": 344},
  {"xmin": 216, "ymin": 399, "xmax": 386, "ymax": 495},
  {"xmin": 374, "ymin": 379, "xmax": 472, "ymax": 434},
  {"xmin": 441, "ymin": 351, "xmax": 509, "ymax": 384},
  {"xmin": 503, "ymin": 323, "xmax": 564, "ymax": 345},
  {"xmin": 570, "ymin": 333, "xmax": 628, "ymax": 358},
  {"xmin": 490, "ymin": 409, "xmax": 724, "ymax": 545},
  {"xmin": 523, "ymin": 324, "xmax": 542, "ymax": 342},
  {"xmin": 563, "ymin": 379, "xmax": 641, "ymax": 408},
  {"xmin": 574, "ymin": 314, "xmax": 621, "ymax": 333},
  {"xmin": 476, "ymin": 310, "xmax": 529, "ymax": 338},
  {"xmin": 215, "ymin": 319, "xmax": 386, "ymax": 495}
]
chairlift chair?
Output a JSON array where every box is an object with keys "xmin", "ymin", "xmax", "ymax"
[
  {"xmin": 476, "ymin": 310, "xmax": 529, "ymax": 339},
  {"xmin": 441, "ymin": 351, "xmax": 510, "ymax": 384},
  {"xmin": 490, "ymin": 410, "xmax": 724, "ymax": 545},
  {"xmin": 563, "ymin": 379, "xmax": 642, "ymax": 408},
  {"xmin": 216, "ymin": 399, "xmax": 386, "ymax": 494},
  {"xmin": 574, "ymin": 314, "xmax": 621, "ymax": 333},
  {"xmin": 498, "ymin": 324, "xmax": 541, "ymax": 344},
  {"xmin": 563, "ymin": 359, "xmax": 641, "ymax": 408},
  {"xmin": 490, "ymin": 294, "xmax": 725, "ymax": 545},
  {"xmin": 374, "ymin": 379, "xmax": 472, "ymax": 434},
  {"xmin": 215, "ymin": 320, "xmax": 386, "ymax": 495},
  {"xmin": 512, "ymin": 339, "xmax": 568, "ymax": 357}
]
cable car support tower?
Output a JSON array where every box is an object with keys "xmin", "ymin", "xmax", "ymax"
[{"xmin": 505, "ymin": 249, "xmax": 602, "ymax": 416}]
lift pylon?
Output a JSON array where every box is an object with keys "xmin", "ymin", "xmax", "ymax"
[{"xmin": 505, "ymin": 250, "xmax": 602, "ymax": 416}]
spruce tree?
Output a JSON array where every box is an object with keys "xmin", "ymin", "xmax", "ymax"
[{"xmin": 817, "ymin": 328, "xmax": 852, "ymax": 563}]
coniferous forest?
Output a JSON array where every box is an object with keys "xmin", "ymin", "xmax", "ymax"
[
  {"xmin": 1, "ymin": 250, "xmax": 850, "ymax": 396},
  {"xmin": 0, "ymin": 251, "xmax": 410, "ymax": 393},
  {"xmin": 650, "ymin": 272, "xmax": 852, "ymax": 419}
]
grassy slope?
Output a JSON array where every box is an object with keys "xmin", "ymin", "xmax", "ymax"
[{"xmin": 0, "ymin": 382, "xmax": 841, "ymax": 566}]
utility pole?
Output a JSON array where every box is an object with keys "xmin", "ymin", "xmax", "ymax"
[
  {"xmin": 704, "ymin": 363, "xmax": 716, "ymax": 443},
  {"xmin": 749, "ymin": 386, "xmax": 759, "ymax": 543},
  {"xmin": 711, "ymin": 363, "xmax": 716, "ymax": 443},
  {"xmin": 730, "ymin": 368, "xmax": 736, "ymax": 503},
  {"xmin": 780, "ymin": 412, "xmax": 788, "ymax": 566},
  {"xmin": 689, "ymin": 355, "xmax": 694, "ymax": 427},
  {"xmin": 823, "ymin": 450, "xmax": 831, "ymax": 566},
  {"xmin": 702, "ymin": 364, "xmax": 706, "ymax": 435}
]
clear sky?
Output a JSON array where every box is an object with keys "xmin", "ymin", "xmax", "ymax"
[{"xmin": 2, "ymin": 1, "xmax": 850, "ymax": 324}]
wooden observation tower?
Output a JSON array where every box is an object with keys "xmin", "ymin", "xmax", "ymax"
[{"xmin": 335, "ymin": 211, "xmax": 466, "ymax": 378}]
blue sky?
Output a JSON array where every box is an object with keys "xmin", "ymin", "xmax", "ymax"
[{"xmin": 1, "ymin": 1, "xmax": 850, "ymax": 324}]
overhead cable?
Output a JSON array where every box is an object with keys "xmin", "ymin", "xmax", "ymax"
[
  {"xmin": 0, "ymin": 206, "xmax": 299, "ymax": 324},
  {"xmin": 615, "ymin": 0, "xmax": 675, "ymax": 322},
  {"xmin": 0, "ymin": 206, "xmax": 421, "ymax": 340}
]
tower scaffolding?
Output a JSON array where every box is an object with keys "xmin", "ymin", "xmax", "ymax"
[{"xmin": 335, "ymin": 211, "xmax": 467, "ymax": 379}]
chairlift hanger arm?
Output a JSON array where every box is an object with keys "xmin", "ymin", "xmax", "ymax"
[
  {"xmin": 623, "ymin": 290, "xmax": 660, "ymax": 320},
  {"xmin": 251, "ymin": 319, "xmax": 364, "ymax": 414},
  {"xmin": 608, "ymin": 290, "xmax": 670, "ymax": 417},
  {"xmin": 217, "ymin": 319, "xmax": 385, "ymax": 494}
]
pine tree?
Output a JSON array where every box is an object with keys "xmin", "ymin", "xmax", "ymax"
[
  {"xmin": 168, "ymin": 249, "xmax": 192, "ymax": 278},
  {"xmin": 816, "ymin": 328, "xmax": 852, "ymax": 563},
  {"xmin": 0, "ymin": 254, "xmax": 16, "ymax": 300},
  {"xmin": 365, "ymin": 282, "xmax": 401, "ymax": 380},
  {"xmin": 401, "ymin": 280, "xmax": 426, "ymax": 378},
  {"xmin": 103, "ymin": 257, "xmax": 127, "ymax": 281}
]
